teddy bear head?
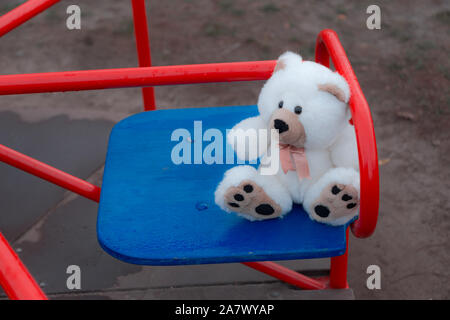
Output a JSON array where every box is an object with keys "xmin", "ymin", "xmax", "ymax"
[{"xmin": 257, "ymin": 51, "xmax": 351, "ymax": 149}]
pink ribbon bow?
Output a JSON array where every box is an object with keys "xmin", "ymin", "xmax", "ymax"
[{"xmin": 279, "ymin": 143, "xmax": 310, "ymax": 180}]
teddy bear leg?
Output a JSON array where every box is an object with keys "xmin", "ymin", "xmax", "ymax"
[
  {"xmin": 215, "ymin": 165, "xmax": 292, "ymax": 221},
  {"xmin": 303, "ymin": 167, "xmax": 360, "ymax": 226}
]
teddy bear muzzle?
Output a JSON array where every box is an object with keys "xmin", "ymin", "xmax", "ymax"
[{"xmin": 269, "ymin": 108, "xmax": 306, "ymax": 147}]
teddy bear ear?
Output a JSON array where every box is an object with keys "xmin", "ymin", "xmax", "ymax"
[
  {"xmin": 317, "ymin": 73, "xmax": 350, "ymax": 103},
  {"xmin": 273, "ymin": 51, "xmax": 303, "ymax": 73}
]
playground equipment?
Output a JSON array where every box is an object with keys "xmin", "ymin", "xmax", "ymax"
[{"xmin": 0, "ymin": 0, "xmax": 379, "ymax": 300}]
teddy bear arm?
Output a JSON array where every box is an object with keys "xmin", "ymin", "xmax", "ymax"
[
  {"xmin": 329, "ymin": 124, "xmax": 359, "ymax": 171},
  {"xmin": 226, "ymin": 115, "xmax": 270, "ymax": 161}
]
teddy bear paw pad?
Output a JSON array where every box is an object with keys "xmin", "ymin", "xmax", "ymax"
[
  {"xmin": 224, "ymin": 180, "xmax": 282, "ymax": 220},
  {"xmin": 311, "ymin": 183, "xmax": 359, "ymax": 224}
]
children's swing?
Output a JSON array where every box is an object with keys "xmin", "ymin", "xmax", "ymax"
[{"xmin": 0, "ymin": 0, "xmax": 379, "ymax": 300}]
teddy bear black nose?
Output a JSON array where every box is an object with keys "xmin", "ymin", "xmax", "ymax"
[{"xmin": 273, "ymin": 119, "xmax": 289, "ymax": 133}]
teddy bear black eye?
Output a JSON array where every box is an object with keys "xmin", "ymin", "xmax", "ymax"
[
  {"xmin": 278, "ymin": 101, "xmax": 283, "ymax": 108},
  {"xmin": 294, "ymin": 106, "xmax": 302, "ymax": 114}
]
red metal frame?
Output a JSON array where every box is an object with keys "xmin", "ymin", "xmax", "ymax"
[
  {"xmin": 0, "ymin": 144, "xmax": 101, "ymax": 202},
  {"xmin": 0, "ymin": 0, "xmax": 379, "ymax": 299},
  {"xmin": 0, "ymin": 0, "xmax": 61, "ymax": 37},
  {"xmin": 131, "ymin": 0, "xmax": 156, "ymax": 111},
  {"xmin": 316, "ymin": 29, "xmax": 380, "ymax": 288},
  {"xmin": 0, "ymin": 233, "xmax": 46, "ymax": 300},
  {"xmin": 0, "ymin": 61, "xmax": 277, "ymax": 95},
  {"xmin": 316, "ymin": 29, "xmax": 379, "ymax": 239}
]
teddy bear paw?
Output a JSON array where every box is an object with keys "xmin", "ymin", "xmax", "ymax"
[
  {"xmin": 223, "ymin": 180, "xmax": 283, "ymax": 220},
  {"xmin": 310, "ymin": 183, "xmax": 359, "ymax": 226}
]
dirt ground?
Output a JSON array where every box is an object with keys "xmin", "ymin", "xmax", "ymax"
[{"xmin": 0, "ymin": 0, "xmax": 449, "ymax": 299}]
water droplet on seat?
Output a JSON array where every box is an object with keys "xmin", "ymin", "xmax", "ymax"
[{"xmin": 196, "ymin": 201, "xmax": 208, "ymax": 211}]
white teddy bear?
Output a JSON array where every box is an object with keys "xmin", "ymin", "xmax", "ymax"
[{"xmin": 215, "ymin": 51, "xmax": 360, "ymax": 226}]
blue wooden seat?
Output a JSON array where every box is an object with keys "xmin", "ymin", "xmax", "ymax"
[{"xmin": 97, "ymin": 106, "xmax": 348, "ymax": 265}]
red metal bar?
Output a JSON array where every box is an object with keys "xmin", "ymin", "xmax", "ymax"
[
  {"xmin": 315, "ymin": 29, "xmax": 379, "ymax": 238},
  {"xmin": 0, "ymin": 232, "xmax": 47, "ymax": 300},
  {"xmin": 0, "ymin": 144, "xmax": 101, "ymax": 202},
  {"xmin": 0, "ymin": 0, "xmax": 60, "ymax": 37},
  {"xmin": 0, "ymin": 61, "xmax": 276, "ymax": 96},
  {"xmin": 329, "ymin": 228, "xmax": 349, "ymax": 288},
  {"xmin": 131, "ymin": 0, "xmax": 156, "ymax": 111},
  {"xmin": 243, "ymin": 261, "xmax": 326, "ymax": 290}
]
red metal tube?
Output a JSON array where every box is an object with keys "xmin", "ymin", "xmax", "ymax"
[
  {"xmin": 0, "ymin": 144, "xmax": 101, "ymax": 202},
  {"xmin": 131, "ymin": 0, "xmax": 156, "ymax": 111},
  {"xmin": 315, "ymin": 29, "xmax": 379, "ymax": 239},
  {"xmin": 0, "ymin": 232, "xmax": 47, "ymax": 300},
  {"xmin": 0, "ymin": 0, "xmax": 60, "ymax": 37},
  {"xmin": 0, "ymin": 61, "xmax": 276, "ymax": 96},
  {"xmin": 329, "ymin": 228, "xmax": 349, "ymax": 289},
  {"xmin": 243, "ymin": 261, "xmax": 326, "ymax": 290}
]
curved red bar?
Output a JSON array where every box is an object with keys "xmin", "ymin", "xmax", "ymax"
[
  {"xmin": 0, "ymin": 233, "xmax": 47, "ymax": 300},
  {"xmin": 315, "ymin": 29, "xmax": 379, "ymax": 238},
  {"xmin": 0, "ymin": 0, "xmax": 61, "ymax": 37}
]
